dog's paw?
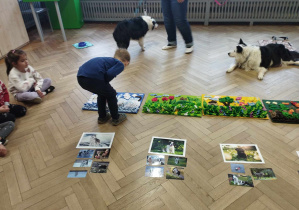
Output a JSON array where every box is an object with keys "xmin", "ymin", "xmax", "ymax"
[
  {"xmin": 245, "ymin": 68, "xmax": 251, "ymax": 72},
  {"xmin": 226, "ymin": 68, "xmax": 234, "ymax": 73},
  {"xmin": 258, "ymin": 74, "xmax": 264, "ymax": 80}
]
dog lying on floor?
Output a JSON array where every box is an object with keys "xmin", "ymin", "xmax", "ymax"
[
  {"xmin": 227, "ymin": 39, "xmax": 299, "ymax": 79},
  {"xmin": 113, "ymin": 16, "xmax": 158, "ymax": 50}
]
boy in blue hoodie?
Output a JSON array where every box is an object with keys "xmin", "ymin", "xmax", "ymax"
[{"xmin": 77, "ymin": 49, "xmax": 130, "ymax": 126}]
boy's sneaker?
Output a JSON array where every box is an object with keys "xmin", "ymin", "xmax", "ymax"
[
  {"xmin": 27, "ymin": 97, "xmax": 42, "ymax": 104},
  {"xmin": 162, "ymin": 44, "xmax": 177, "ymax": 50},
  {"xmin": 185, "ymin": 46, "xmax": 194, "ymax": 54},
  {"xmin": 0, "ymin": 139, "xmax": 8, "ymax": 146},
  {"xmin": 111, "ymin": 113, "xmax": 127, "ymax": 126},
  {"xmin": 98, "ymin": 113, "xmax": 111, "ymax": 124}
]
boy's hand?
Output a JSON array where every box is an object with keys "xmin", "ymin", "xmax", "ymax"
[
  {"xmin": 36, "ymin": 90, "xmax": 44, "ymax": 98},
  {"xmin": 0, "ymin": 105, "xmax": 9, "ymax": 113}
]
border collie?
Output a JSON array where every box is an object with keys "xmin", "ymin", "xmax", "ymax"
[
  {"xmin": 227, "ymin": 39, "xmax": 299, "ymax": 79},
  {"xmin": 113, "ymin": 16, "xmax": 158, "ymax": 51}
]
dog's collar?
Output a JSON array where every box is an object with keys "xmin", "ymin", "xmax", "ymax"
[{"xmin": 240, "ymin": 53, "xmax": 251, "ymax": 66}]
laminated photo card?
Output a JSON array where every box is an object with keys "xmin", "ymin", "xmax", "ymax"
[
  {"xmin": 94, "ymin": 149, "xmax": 110, "ymax": 160},
  {"xmin": 220, "ymin": 144, "xmax": 265, "ymax": 164},
  {"xmin": 76, "ymin": 132, "xmax": 115, "ymax": 149},
  {"xmin": 166, "ymin": 166, "xmax": 185, "ymax": 180},
  {"xmin": 145, "ymin": 166, "xmax": 164, "ymax": 177},
  {"xmin": 250, "ymin": 168, "xmax": 277, "ymax": 180},
  {"xmin": 67, "ymin": 170, "xmax": 88, "ymax": 178},
  {"xmin": 90, "ymin": 161, "xmax": 109, "ymax": 173},
  {"xmin": 167, "ymin": 156, "xmax": 187, "ymax": 167},
  {"xmin": 148, "ymin": 136, "xmax": 187, "ymax": 157},
  {"xmin": 230, "ymin": 164, "xmax": 245, "ymax": 173},
  {"xmin": 73, "ymin": 159, "xmax": 93, "ymax": 167},
  {"xmin": 146, "ymin": 155, "xmax": 165, "ymax": 166},
  {"xmin": 77, "ymin": 149, "xmax": 95, "ymax": 158},
  {"xmin": 228, "ymin": 174, "xmax": 254, "ymax": 187}
]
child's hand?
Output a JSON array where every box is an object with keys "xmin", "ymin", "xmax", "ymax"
[
  {"xmin": 0, "ymin": 105, "xmax": 9, "ymax": 113},
  {"xmin": 0, "ymin": 144, "xmax": 7, "ymax": 157},
  {"xmin": 36, "ymin": 90, "xmax": 44, "ymax": 98}
]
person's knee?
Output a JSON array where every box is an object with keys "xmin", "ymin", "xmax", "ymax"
[
  {"xmin": 7, "ymin": 121, "xmax": 15, "ymax": 129},
  {"xmin": 174, "ymin": 18, "xmax": 188, "ymax": 28},
  {"xmin": 43, "ymin": 78, "xmax": 52, "ymax": 89},
  {"xmin": 44, "ymin": 78, "xmax": 52, "ymax": 85}
]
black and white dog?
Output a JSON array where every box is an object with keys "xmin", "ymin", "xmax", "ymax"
[
  {"xmin": 113, "ymin": 16, "xmax": 158, "ymax": 51},
  {"xmin": 227, "ymin": 39, "xmax": 299, "ymax": 79}
]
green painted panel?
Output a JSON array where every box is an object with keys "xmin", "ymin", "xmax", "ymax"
[
  {"xmin": 45, "ymin": 0, "xmax": 83, "ymax": 29},
  {"xmin": 23, "ymin": 0, "xmax": 60, "ymax": 2}
]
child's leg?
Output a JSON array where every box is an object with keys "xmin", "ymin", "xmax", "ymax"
[
  {"xmin": 15, "ymin": 92, "xmax": 40, "ymax": 102},
  {"xmin": 0, "ymin": 121, "xmax": 15, "ymax": 139},
  {"xmin": 40, "ymin": 78, "xmax": 52, "ymax": 91},
  {"xmin": 100, "ymin": 83, "xmax": 118, "ymax": 119},
  {"xmin": 40, "ymin": 78, "xmax": 55, "ymax": 94},
  {"xmin": 97, "ymin": 94, "xmax": 108, "ymax": 118},
  {"xmin": 0, "ymin": 113, "xmax": 16, "ymax": 124},
  {"xmin": 106, "ymin": 93, "xmax": 118, "ymax": 120},
  {"xmin": 9, "ymin": 104, "xmax": 27, "ymax": 118}
]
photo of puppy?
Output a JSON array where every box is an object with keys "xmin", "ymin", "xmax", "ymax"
[
  {"xmin": 227, "ymin": 39, "xmax": 299, "ymax": 80},
  {"xmin": 235, "ymin": 147, "xmax": 247, "ymax": 159},
  {"xmin": 113, "ymin": 16, "xmax": 158, "ymax": 50}
]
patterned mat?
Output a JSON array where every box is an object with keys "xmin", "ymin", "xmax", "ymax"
[
  {"xmin": 262, "ymin": 99, "xmax": 299, "ymax": 124},
  {"xmin": 203, "ymin": 95, "xmax": 268, "ymax": 119},
  {"xmin": 82, "ymin": 92, "xmax": 145, "ymax": 114},
  {"xmin": 142, "ymin": 93, "xmax": 203, "ymax": 117}
]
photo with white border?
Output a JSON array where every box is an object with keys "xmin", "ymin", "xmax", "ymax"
[
  {"xmin": 148, "ymin": 136, "xmax": 187, "ymax": 157},
  {"xmin": 220, "ymin": 144, "xmax": 265, "ymax": 164},
  {"xmin": 76, "ymin": 132, "xmax": 115, "ymax": 149}
]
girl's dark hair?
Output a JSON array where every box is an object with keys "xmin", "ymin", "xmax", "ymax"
[{"xmin": 5, "ymin": 49, "xmax": 26, "ymax": 76}]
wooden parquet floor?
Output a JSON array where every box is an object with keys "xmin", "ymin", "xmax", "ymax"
[{"xmin": 1, "ymin": 23, "xmax": 299, "ymax": 210}]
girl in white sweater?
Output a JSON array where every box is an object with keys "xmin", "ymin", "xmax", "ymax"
[{"xmin": 5, "ymin": 49, "xmax": 55, "ymax": 103}]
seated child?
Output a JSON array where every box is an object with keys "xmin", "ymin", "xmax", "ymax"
[
  {"xmin": 77, "ymin": 49, "xmax": 130, "ymax": 126},
  {"xmin": 0, "ymin": 121, "xmax": 15, "ymax": 157},
  {"xmin": 5, "ymin": 49, "xmax": 55, "ymax": 104},
  {"xmin": 0, "ymin": 80, "xmax": 27, "ymax": 124}
]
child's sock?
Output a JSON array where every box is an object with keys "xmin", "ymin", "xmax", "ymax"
[{"xmin": 45, "ymin": 86, "xmax": 55, "ymax": 94}]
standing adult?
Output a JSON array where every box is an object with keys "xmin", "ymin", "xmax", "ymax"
[{"xmin": 161, "ymin": 0, "xmax": 194, "ymax": 54}]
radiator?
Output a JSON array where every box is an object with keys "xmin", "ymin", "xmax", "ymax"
[{"xmin": 80, "ymin": 0, "xmax": 299, "ymax": 25}]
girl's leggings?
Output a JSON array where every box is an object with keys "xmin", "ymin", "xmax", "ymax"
[{"xmin": 15, "ymin": 78, "xmax": 51, "ymax": 102}]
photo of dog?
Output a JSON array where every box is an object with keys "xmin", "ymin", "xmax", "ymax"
[
  {"xmin": 227, "ymin": 39, "xmax": 299, "ymax": 79},
  {"xmin": 166, "ymin": 166, "xmax": 184, "ymax": 180},
  {"xmin": 235, "ymin": 147, "xmax": 247, "ymax": 159},
  {"xmin": 167, "ymin": 156, "xmax": 187, "ymax": 167},
  {"xmin": 113, "ymin": 16, "xmax": 158, "ymax": 50},
  {"xmin": 220, "ymin": 144, "xmax": 265, "ymax": 164},
  {"xmin": 228, "ymin": 174, "xmax": 254, "ymax": 187},
  {"xmin": 250, "ymin": 168, "xmax": 277, "ymax": 180}
]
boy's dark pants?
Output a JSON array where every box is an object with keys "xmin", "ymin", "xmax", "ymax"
[{"xmin": 77, "ymin": 76, "xmax": 119, "ymax": 119}]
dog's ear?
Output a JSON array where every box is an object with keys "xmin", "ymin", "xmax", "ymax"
[
  {"xmin": 237, "ymin": 46, "xmax": 243, "ymax": 53},
  {"xmin": 239, "ymin": 39, "xmax": 247, "ymax": 46}
]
